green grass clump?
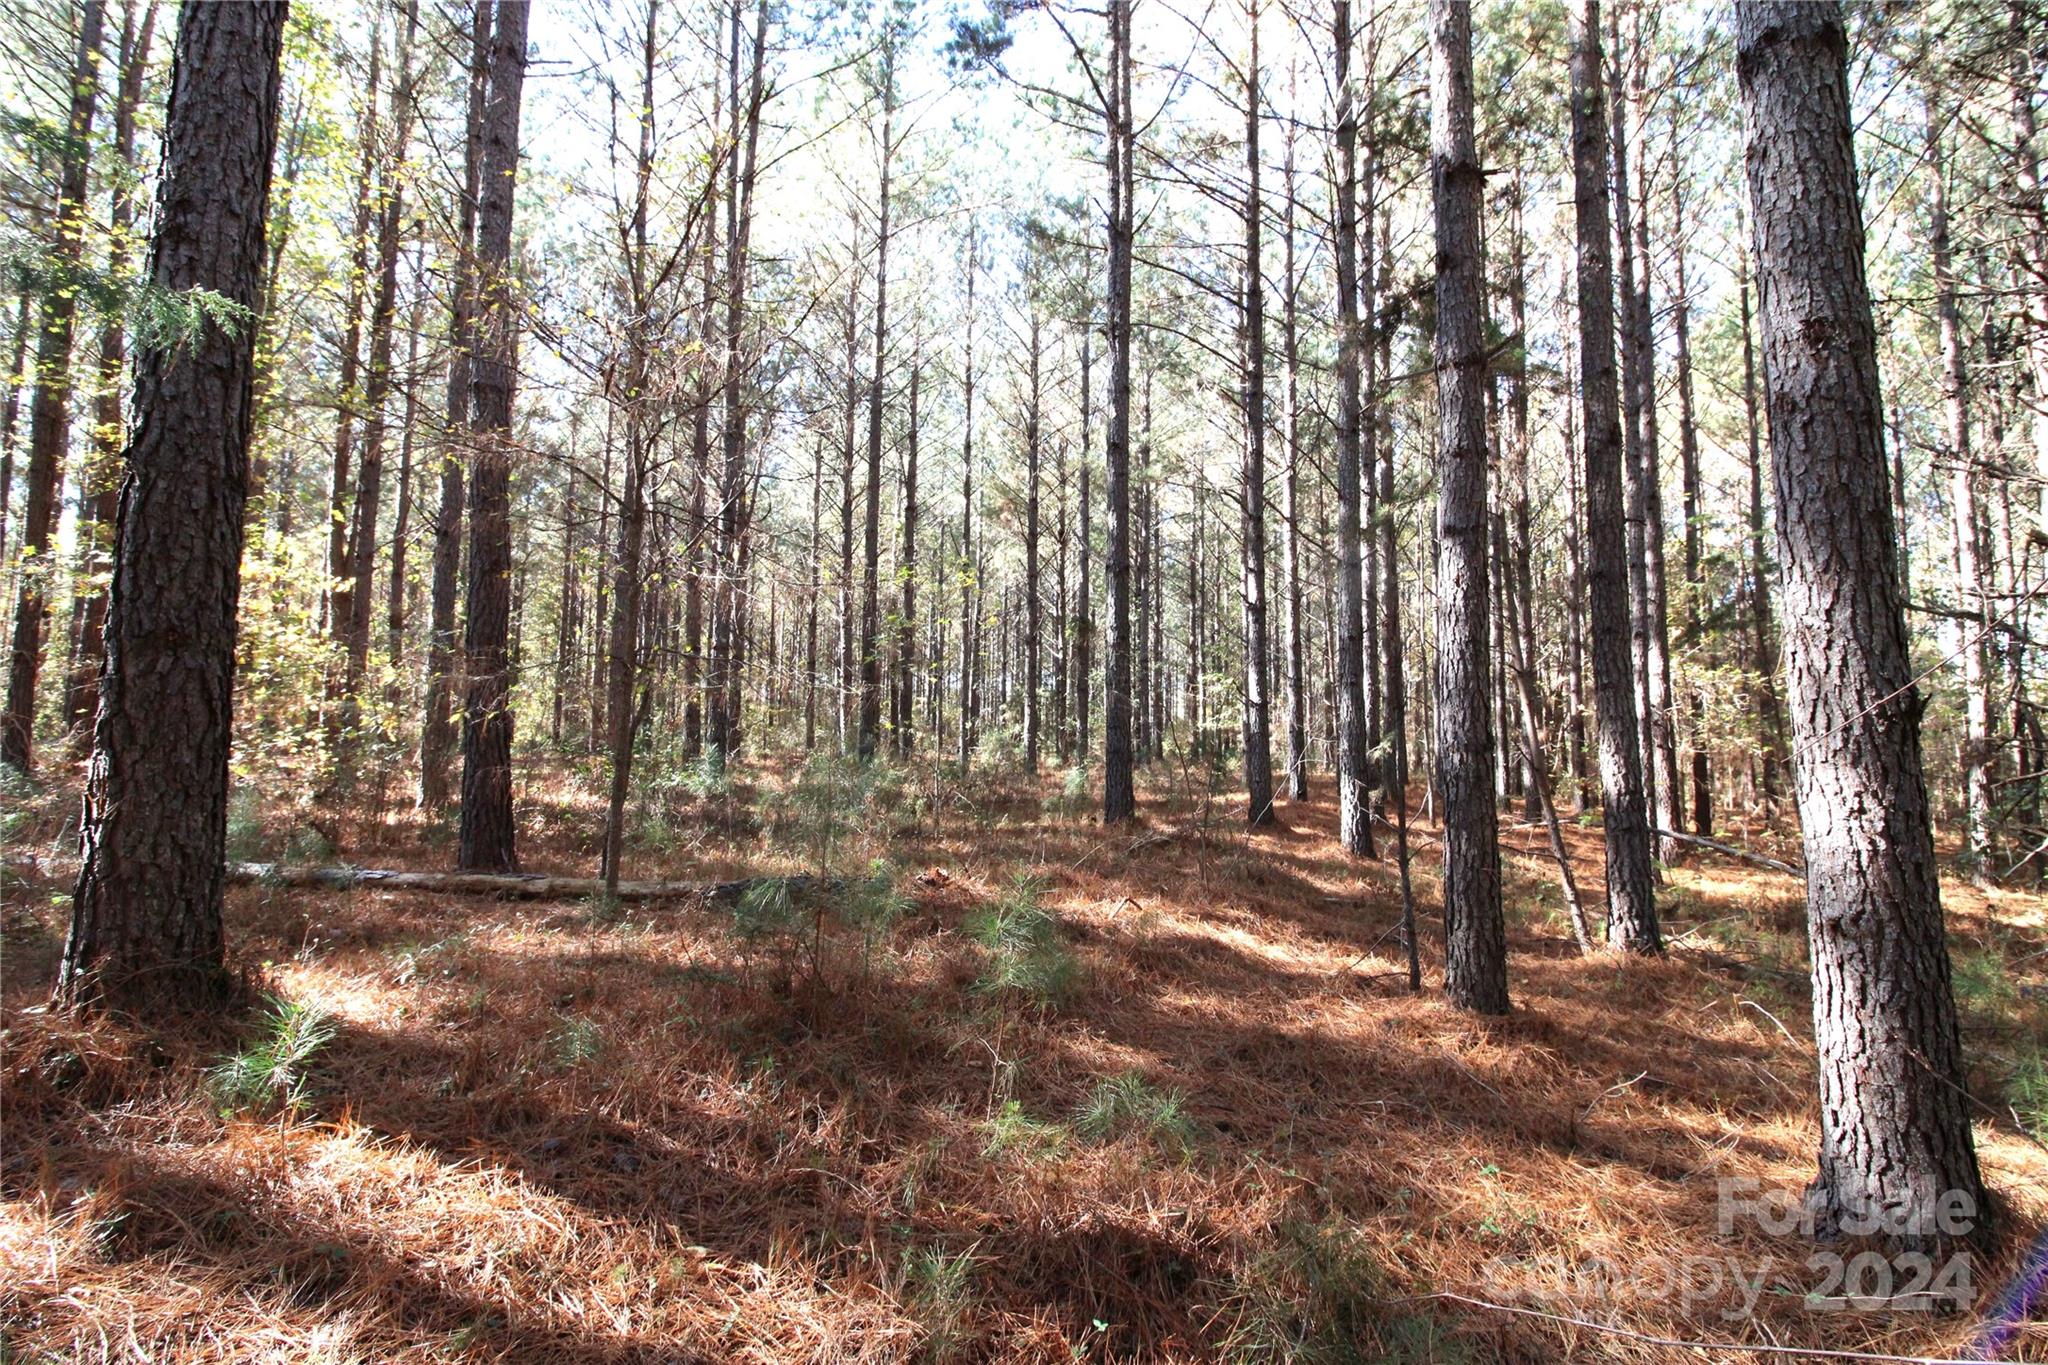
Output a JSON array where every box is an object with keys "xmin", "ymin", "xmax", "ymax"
[
  {"xmin": 1073, "ymin": 1071, "xmax": 1196, "ymax": 1154},
  {"xmin": 1224, "ymin": 1216, "xmax": 1383, "ymax": 1363},
  {"xmin": 206, "ymin": 995, "xmax": 336, "ymax": 1115},
  {"xmin": 967, "ymin": 873, "xmax": 1077, "ymax": 1008},
  {"xmin": 980, "ymin": 1098, "xmax": 1067, "ymax": 1159}
]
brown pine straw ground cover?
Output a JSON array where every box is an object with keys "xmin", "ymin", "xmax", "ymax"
[{"xmin": 3, "ymin": 755, "xmax": 2045, "ymax": 1363}]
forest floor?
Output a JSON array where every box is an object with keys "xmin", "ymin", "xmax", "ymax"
[{"xmin": 3, "ymin": 749, "xmax": 2046, "ymax": 1363}]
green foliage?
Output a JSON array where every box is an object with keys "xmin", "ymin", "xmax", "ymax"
[
  {"xmin": 1951, "ymin": 948, "xmax": 2015, "ymax": 1016},
  {"xmin": 762, "ymin": 752, "xmax": 885, "ymax": 876},
  {"xmin": 2008, "ymin": 1050, "xmax": 2048, "ymax": 1139},
  {"xmin": 966, "ymin": 873, "xmax": 1077, "ymax": 1008},
  {"xmin": 548, "ymin": 1015, "xmax": 606, "ymax": 1070},
  {"xmin": 205, "ymin": 996, "xmax": 336, "ymax": 1116},
  {"xmin": 1041, "ymin": 766, "xmax": 1090, "ymax": 823},
  {"xmin": 980, "ymin": 1098, "xmax": 1066, "ymax": 1159},
  {"xmin": 225, "ymin": 787, "xmax": 265, "ymax": 863},
  {"xmin": 1072, "ymin": 1072, "xmax": 1196, "ymax": 1154},
  {"xmin": 902, "ymin": 1243, "xmax": 978, "ymax": 1359},
  {"xmin": 1223, "ymin": 1217, "xmax": 1383, "ymax": 1364},
  {"xmin": 732, "ymin": 876, "xmax": 802, "ymax": 946},
  {"xmin": 844, "ymin": 858, "xmax": 911, "ymax": 975}
]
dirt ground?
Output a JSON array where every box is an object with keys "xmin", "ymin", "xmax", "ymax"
[{"xmin": 4, "ymin": 754, "xmax": 2045, "ymax": 1362}]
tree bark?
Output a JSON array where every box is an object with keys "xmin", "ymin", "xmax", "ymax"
[
  {"xmin": 855, "ymin": 38, "xmax": 895, "ymax": 763},
  {"xmin": 456, "ymin": 0, "xmax": 529, "ymax": 873},
  {"xmin": 1101, "ymin": 0, "xmax": 1137, "ymax": 823},
  {"xmin": 1429, "ymin": 0, "xmax": 1507, "ymax": 1014},
  {"xmin": 1737, "ymin": 0, "xmax": 1987, "ymax": 1248},
  {"xmin": 1570, "ymin": 0, "xmax": 1659, "ymax": 952},
  {"xmin": 1330, "ymin": 0, "xmax": 1374, "ymax": 856},
  {"xmin": 1238, "ymin": 1, "xmax": 1274, "ymax": 826},
  {"xmin": 57, "ymin": 0, "xmax": 286, "ymax": 1009}
]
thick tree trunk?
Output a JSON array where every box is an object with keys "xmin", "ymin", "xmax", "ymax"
[
  {"xmin": 1738, "ymin": 0, "xmax": 1987, "ymax": 1249},
  {"xmin": 1429, "ymin": 0, "xmax": 1507, "ymax": 1014},
  {"xmin": 1570, "ymin": 0, "xmax": 1659, "ymax": 952},
  {"xmin": 418, "ymin": 0, "xmax": 490, "ymax": 811},
  {"xmin": 2, "ymin": 0, "xmax": 103, "ymax": 774},
  {"xmin": 456, "ymin": 0, "xmax": 530, "ymax": 873},
  {"xmin": 57, "ymin": 0, "xmax": 286, "ymax": 1009}
]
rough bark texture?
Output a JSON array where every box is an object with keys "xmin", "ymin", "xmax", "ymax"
[
  {"xmin": 57, "ymin": 0, "xmax": 286, "ymax": 1008},
  {"xmin": 2, "ymin": 0, "xmax": 103, "ymax": 773},
  {"xmin": 1570, "ymin": 0, "xmax": 1660, "ymax": 952},
  {"xmin": 457, "ymin": 0, "xmax": 528, "ymax": 873},
  {"xmin": 1429, "ymin": 0, "xmax": 1506, "ymax": 1015},
  {"xmin": 1737, "ymin": 0, "xmax": 1987, "ymax": 1249},
  {"xmin": 1330, "ymin": 0, "xmax": 1374, "ymax": 857}
]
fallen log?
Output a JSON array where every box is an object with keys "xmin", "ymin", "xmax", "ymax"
[
  {"xmin": 226, "ymin": 863, "xmax": 840, "ymax": 905},
  {"xmin": 1651, "ymin": 830, "xmax": 1805, "ymax": 880}
]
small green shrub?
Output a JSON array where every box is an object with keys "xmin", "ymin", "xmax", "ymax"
[
  {"xmin": 2010, "ymin": 1050, "xmax": 2047, "ymax": 1139},
  {"xmin": 966, "ymin": 874, "xmax": 1077, "ymax": 1008},
  {"xmin": 225, "ymin": 787, "xmax": 265, "ymax": 862},
  {"xmin": 1223, "ymin": 1216, "xmax": 1383, "ymax": 1364},
  {"xmin": 1041, "ymin": 766, "xmax": 1090, "ymax": 823},
  {"xmin": 1073, "ymin": 1071, "xmax": 1196, "ymax": 1154},
  {"xmin": 206, "ymin": 996, "xmax": 336, "ymax": 1115},
  {"xmin": 902, "ymin": 1243, "xmax": 977, "ymax": 1359},
  {"xmin": 980, "ymin": 1098, "xmax": 1066, "ymax": 1159},
  {"xmin": 548, "ymin": 1015, "xmax": 606, "ymax": 1070}
]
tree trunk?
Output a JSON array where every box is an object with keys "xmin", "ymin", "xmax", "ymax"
[
  {"xmin": 1239, "ymin": 3, "xmax": 1274, "ymax": 826},
  {"xmin": 337, "ymin": 0, "xmax": 421, "ymax": 773},
  {"xmin": 1330, "ymin": 0, "xmax": 1374, "ymax": 856},
  {"xmin": 65, "ymin": 0, "xmax": 155, "ymax": 744},
  {"xmin": 2, "ymin": 0, "xmax": 103, "ymax": 774},
  {"xmin": 1024, "ymin": 314, "xmax": 1043, "ymax": 770},
  {"xmin": 57, "ymin": 0, "xmax": 286, "ymax": 1009},
  {"xmin": 322, "ymin": 28, "xmax": 384, "ymax": 642},
  {"xmin": 1738, "ymin": 0, "xmax": 1987, "ymax": 1249},
  {"xmin": 1737, "ymin": 231, "xmax": 1784, "ymax": 814},
  {"xmin": 1928, "ymin": 100, "xmax": 1993, "ymax": 874},
  {"xmin": 1570, "ymin": 0, "xmax": 1659, "ymax": 952},
  {"xmin": 1101, "ymin": 0, "xmax": 1137, "ymax": 823},
  {"xmin": 419, "ymin": 0, "xmax": 490, "ymax": 811},
  {"xmin": 1429, "ymin": 0, "xmax": 1507, "ymax": 1014},
  {"xmin": 894, "ymin": 357, "xmax": 920, "ymax": 757},
  {"xmin": 1280, "ymin": 79, "xmax": 1308, "ymax": 801},
  {"xmin": 856, "ymin": 44, "xmax": 895, "ymax": 763},
  {"xmin": 1671, "ymin": 181, "xmax": 1711, "ymax": 837},
  {"xmin": 456, "ymin": 0, "xmax": 530, "ymax": 873}
]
